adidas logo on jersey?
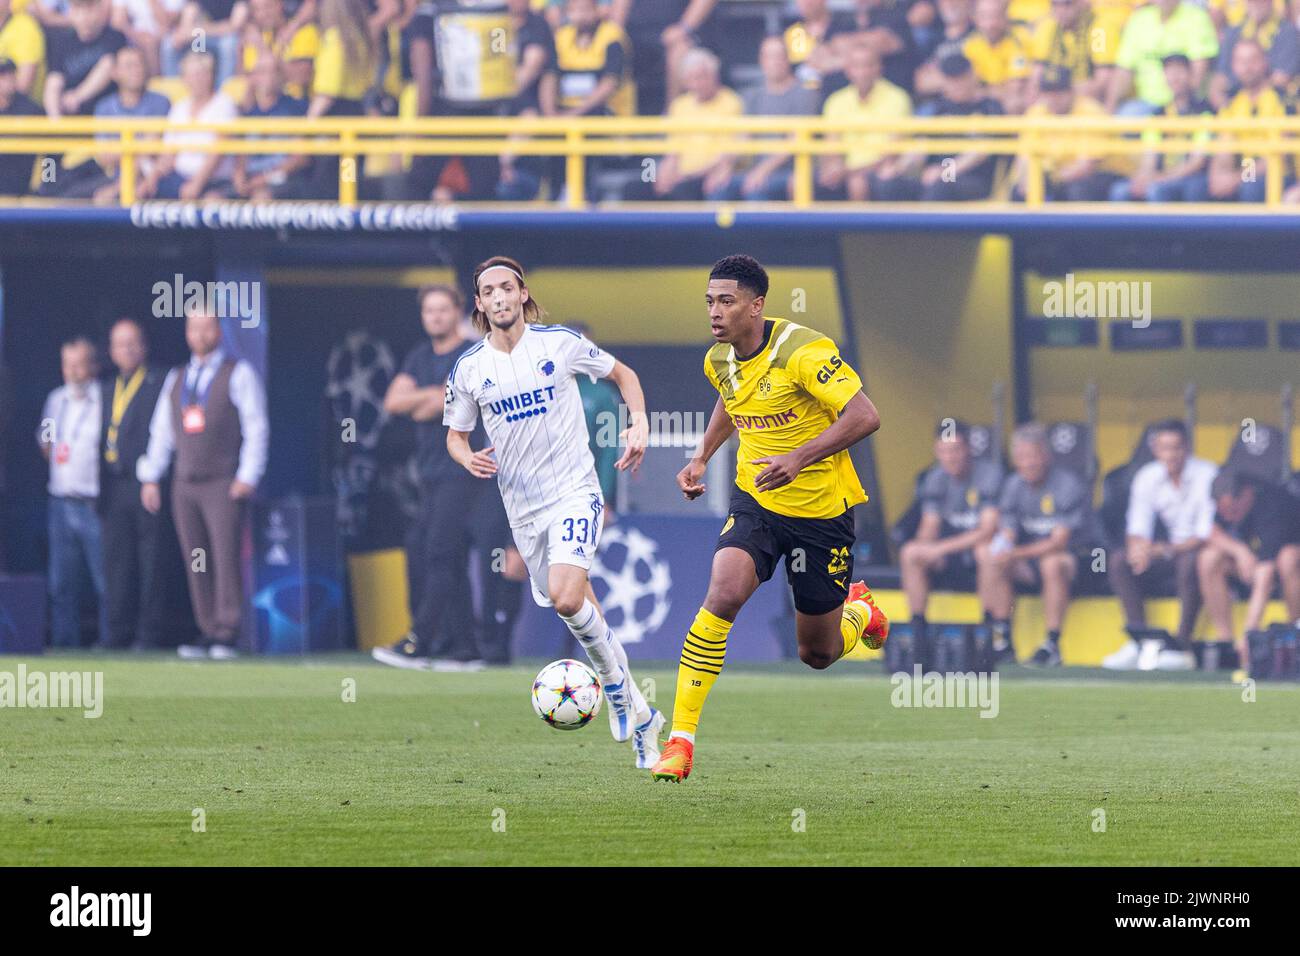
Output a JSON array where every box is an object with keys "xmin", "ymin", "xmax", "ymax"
[{"xmin": 482, "ymin": 377, "xmax": 494, "ymax": 388}]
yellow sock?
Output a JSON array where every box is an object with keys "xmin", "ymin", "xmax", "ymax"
[
  {"xmin": 839, "ymin": 600, "xmax": 870, "ymax": 658},
  {"xmin": 670, "ymin": 607, "xmax": 731, "ymax": 738}
]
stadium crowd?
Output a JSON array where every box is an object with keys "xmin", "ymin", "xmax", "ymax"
[
  {"xmin": 1, "ymin": 0, "xmax": 1300, "ymax": 201},
  {"xmin": 896, "ymin": 418, "xmax": 1300, "ymax": 670}
]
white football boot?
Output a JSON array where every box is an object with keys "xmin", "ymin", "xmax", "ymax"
[
  {"xmin": 603, "ymin": 669, "xmax": 635, "ymax": 742},
  {"xmin": 632, "ymin": 708, "xmax": 665, "ymax": 770}
]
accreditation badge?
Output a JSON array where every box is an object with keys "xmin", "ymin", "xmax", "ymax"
[{"xmin": 182, "ymin": 405, "xmax": 207, "ymax": 434}]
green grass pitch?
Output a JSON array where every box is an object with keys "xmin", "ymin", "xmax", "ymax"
[{"xmin": 3, "ymin": 655, "xmax": 1298, "ymax": 866}]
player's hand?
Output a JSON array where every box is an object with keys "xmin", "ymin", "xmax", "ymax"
[
  {"xmin": 616, "ymin": 415, "xmax": 648, "ymax": 473},
  {"xmin": 751, "ymin": 451, "xmax": 805, "ymax": 493},
  {"xmin": 677, "ymin": 459, "xmax": 707, "ymax": 500},
  {"xmin": 141, "ymin": 482, "xmax": 162, "ymax": 514},
  {"xmin": 466, "ymin": 446, "xmax": 498, "ymax": 479}
]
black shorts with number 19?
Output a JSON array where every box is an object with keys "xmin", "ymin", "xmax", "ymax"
[{"xmin": 715, "ymin": 486, "xmax": 856, "ymax": 616}]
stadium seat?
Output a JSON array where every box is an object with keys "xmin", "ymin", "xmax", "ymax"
[
  {"xmin": 1222, "ymin": 422, "xmax": 1289, "ymax": 484},
  {"xmin": 1097, "ymin": 423, "xmax": 1161, "ymax": 550},
  {"xmin": 1044, "ymin": 420, "xmax": 1097, "ymax": 485}
]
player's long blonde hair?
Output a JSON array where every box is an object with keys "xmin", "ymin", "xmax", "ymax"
[{"xmin": 470, "ymin": 256, "xmax": 547, "ymax": 335}]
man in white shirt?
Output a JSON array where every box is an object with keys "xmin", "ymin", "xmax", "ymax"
[
  {"xmin": 138, "ymin": 308, "xmax": 268, "ymax": 658},
  {"xmin": 138, "ymin": 50, "xmax": 237, "ymax": 200},
  {"xmin": 38, "ymin": 337, "xmax": 107, "ymax": 647},
  {"xmin": 1104, "ymin": 420, "xmax": 1217, "ymax": 671}
]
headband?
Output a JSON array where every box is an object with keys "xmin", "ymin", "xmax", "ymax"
[{"xmin": 477, "ymin": 265, "xmax": 526, "ymax": 290}]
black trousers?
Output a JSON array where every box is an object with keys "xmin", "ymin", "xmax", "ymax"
[
  {"xmin": 99, "ymin": 473, "xmax": 163, "ymax": 648},
  {"xmin": 409, "ymin": 474, "xmax": 482, "ymax": 660},
  {"xmin": 473, "ymin": 490, "xmax": 523, "ymax": 665}
]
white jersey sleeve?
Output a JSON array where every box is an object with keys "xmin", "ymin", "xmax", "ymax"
[
  {"xmin": 443, "ymin": 347, "xmax": 482, "ymax": 433},
  {"xmin": 564, "ymin": 332, "xmax": 617, "ymax": 382}
]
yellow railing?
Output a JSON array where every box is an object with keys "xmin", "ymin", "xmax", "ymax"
[{"xmin": 0, "ymin": 114, "xmax": 1297, "ymax": 209}]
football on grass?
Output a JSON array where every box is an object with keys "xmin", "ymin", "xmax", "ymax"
[{"xmin": 531, "ymin": 659, "xmax": 602, "ymax": 730}]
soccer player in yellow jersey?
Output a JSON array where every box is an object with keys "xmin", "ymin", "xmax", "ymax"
[{"xmin": 651, "ymin": 254, "xmax": 888, "ymax": 783}]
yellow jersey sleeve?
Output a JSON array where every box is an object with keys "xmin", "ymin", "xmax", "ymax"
[
  {"xmin": 703, "ymin": 349, "xmax": 719, "ymax": 390},
  {"xmin": 288, "ymin": 24, "xmax": 321, "ymax": 61},
  {"xmin": 790, "ymin": 338, "xmax": 863, "ymax": 413}
]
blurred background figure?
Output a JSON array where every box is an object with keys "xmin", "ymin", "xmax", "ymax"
[
  {"xmin": 138, "ymin": 309, "xmax": 268, "ymax": 659},
  {"xmin": 978, "ymin": 422, "xmax": 1091, "ymax": 667},
  {"xmin": 97, "ymin": 318, "xmax": 168, "ymax": 650},
  {"xmin": 373, "ymin": 284, "xmax": 486, "ymax": 671},
  {"xmin": 1104, "ymin": 420, "xmax": 1215, "ymax": 671},
  {"xmin": 38, "ymin": 336, "xmax": 106, "ymax": 648}
]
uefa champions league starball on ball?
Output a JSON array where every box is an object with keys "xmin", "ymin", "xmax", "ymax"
[{"xmin": 531, "ymin": 660, "xmax": 602, "ymax": 730}]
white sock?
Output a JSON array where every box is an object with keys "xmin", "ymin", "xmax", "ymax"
[
  {"xmin": 669, "ymin": 731, "xmax": 695, "ymax": 743},
  {"xmin": 558, "ymin": 600, "xmax": 620, "ymax": 685},
  {"xmin": 607, "ymin": 625, "xmax": 652, "ymax": 723}
]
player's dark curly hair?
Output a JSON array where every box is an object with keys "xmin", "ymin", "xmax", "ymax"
[{"xmin": 709, "ymin": 254, "xmax": 769, "ymax": 299}]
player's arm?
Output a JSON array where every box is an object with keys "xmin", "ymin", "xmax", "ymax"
[
  {"xmin": 753, "ymin": 391, "xmax": 880, "ymax": 492},
  {"xmin": 677, "ymin": 394, "xmax": 736, "ymax": 500},
  {"xmin": 1009, "ymin": 524, "xmax": 1070, "ymax": 560},
  {"xmin": 603, "ymin": 359, "xmax": 648, "ymax": 473},
  {"xmin": 933, "ymin": 505, "xmax": 999, "ymax": 556},
  {"xmin": 912, "ymin": 510, "xmax": 942, "ymax": 543},
  {"xmin": 383, "ymin": 372, "xmax": 442, "ymax": 419},
  {"xmin": 447, "ymin": 429, "xmax": 497, "ymax": 479}
]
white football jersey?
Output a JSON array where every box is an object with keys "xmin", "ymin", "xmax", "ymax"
[{"xmin": 444, "ymin": 323, "xmax": 616, "ymax": 527}]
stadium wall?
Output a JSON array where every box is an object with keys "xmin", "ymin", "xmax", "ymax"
[{"xmin": 1, "ymin": 208, "xmax": 1297, "ymax": 658}]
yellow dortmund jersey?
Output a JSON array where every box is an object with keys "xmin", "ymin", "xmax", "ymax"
[{"xmin": 704, "ymin": 317, "xmax": 868, "ymax": 519}]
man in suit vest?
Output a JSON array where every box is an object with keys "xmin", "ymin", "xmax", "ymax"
[
  {"xmin": 138, "ymin": 309, "xmax": 269, "ymax": 659},
  {"xmin": 98, "ymin": 318, "xmax": 168, "ymax": 649}
]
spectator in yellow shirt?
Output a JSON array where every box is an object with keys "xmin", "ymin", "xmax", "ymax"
[
  {"xmin": 818, "ymin": 42, "xmax": 913, "ymax": 200},
  {"xmin": 0, "ymin": 0, "xmax": 44, "ymax": 96},
  {"xmin": 1209, "ymin": 0, "xmax": 1299, "ymax": 109},
  {"xmin": 240, "ymin": 0, "xmax": 318, "ymax": 101},
  {"xmin": 651, "ymin": 47, "xmax": 743, "ymax": 200},
  {"xmin": 307, "ymin": 0, "xmax": 375, "ymax": 197},
  {"xmin": 783, "ymin": 0, "xmax": 855, "ymax": 91},
  {"xmin": 1028, "ymin": 0, "xmax": 1119, "ymax": 102},
  {"xmin": 1209, "ymin": 39, "xmax": 1289, "ymax": 201},
  {"xmin": 1014, "ymin": 65, "xmax": 1129, "ymax": 200},
  {"xmin": 1208, "ymin": 0, "xmax": 1287, "ymax": 32},
  {"xmin": 963, "ymin": 0, "xmax": 1031, "ymax": 112}
]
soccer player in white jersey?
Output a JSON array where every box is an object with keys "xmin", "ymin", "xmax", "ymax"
[{"xmin": 444, "ymin": 256, "xmax": 663, "ymax": 769}]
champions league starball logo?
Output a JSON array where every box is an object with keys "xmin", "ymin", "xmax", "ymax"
[
  {"xmin": 590, "ymin": 526, "xmax": 671, "ymax": 645},
  {"xmin": 1050, "ymin": 424, "xmax": 1078, "ymax": 455}
]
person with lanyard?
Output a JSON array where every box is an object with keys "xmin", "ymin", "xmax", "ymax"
[
  {"xmin": 37, "ymin": 336, "xmax": 106, "ymax": 648},
  {"xmin": 97, "ymin": 318, "xmax": 168, "ymax": 649},
  {"xmin": 137, "ymin": 308, "xmax": 269, "ymax": 659}
]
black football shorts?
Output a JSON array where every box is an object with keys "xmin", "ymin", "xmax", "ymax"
[{"xmin": 715, "ymin": 486, "xmax": 856, "ymax": 615}]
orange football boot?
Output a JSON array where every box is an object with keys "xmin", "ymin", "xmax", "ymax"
[
  {"xmin": 847, "ymin": 580, "xmax": 890, "ymax": 650},
  {"xmin": 651, "ymin": 735, "xmax": 694, "ymax": 783}
]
